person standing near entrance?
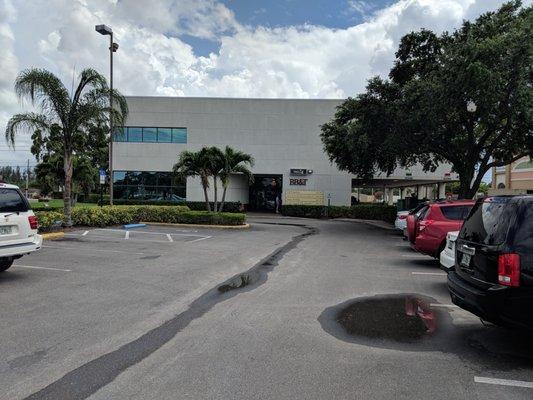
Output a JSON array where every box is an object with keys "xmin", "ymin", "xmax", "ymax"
[{"xmin": 271, "ymin": 179, "xmax": 282, "ymax": 213}]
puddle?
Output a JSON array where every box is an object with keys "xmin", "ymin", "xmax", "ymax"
[
  {"xmin": 337, "ymin": 295, "xmax": 434, "ymax": 342},
  {"xmin": 319, "ymin": 294, "xmax": 533, "ymax": 369}
]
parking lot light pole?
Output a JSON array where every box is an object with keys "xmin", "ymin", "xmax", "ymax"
[{"xmin": 95, "ymin": 24, "xmax": 118, "ymax": 205}]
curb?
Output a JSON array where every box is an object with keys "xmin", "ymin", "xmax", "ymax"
[
  {"xmin": 333, "ymin": 218, "xmax": 397, "ymax": 232},
  {"xmin": 141, "ymin": 222, "xmax": 250, "ymax": 230},
  {"xmin": 41, "ymin": 232, "xmax": 65, "ymax": 240}
]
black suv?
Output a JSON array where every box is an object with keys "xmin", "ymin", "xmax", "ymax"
[{"xmin": 448, "ymin": 195, "xmax": 533, "ymax": 330}]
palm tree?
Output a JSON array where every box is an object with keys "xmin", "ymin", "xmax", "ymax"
[
  {"xmin": 173, "ymin": 147, "xmax": 216, "ymax": 212},
  {"xmin": 218, "ymin": 146, "xmax": 254, "ymax": 212},
  {"xmin": 5, "ymin": 68, "xmax": 127, "ymax": 225}
]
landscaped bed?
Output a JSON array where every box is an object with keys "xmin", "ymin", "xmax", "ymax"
[{"xmin": 35, "ymin": 205, "xmax": 246, "ymax": 232}]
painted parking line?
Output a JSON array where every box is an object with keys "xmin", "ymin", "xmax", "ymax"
[
  {"xmin": 14, "ymin": 265, "xmax": 72, "ymax": 272},
  {"xmin": 82, "ymin": 230, "xmax": 89, "ymax": 236},
  {"xmin": 474, "ymin": 376, "xmax": 533, "ymax": 388},
  {"xmin": 402, "ymin": 254, "xmax": 431, "ymax": 258},
  {"xmin": 43, "ymin": 245, "xmax": 145, "ymax": 255},
  {"xmin": 166, "ymin": 234, "xmax": 173, "ymax": 242},
  {"xmin": 125, "ymin": 231, "xmax": 130, "ymax": 240},
  {"xmin": 411, "ymin": 272, "xmax": 447, "ymax": 276},
  {"xmin": 188, "ymin": 235, "xmax": 212, "ymax": 243},
  {"xmin": 94, "ymin": 228, "xmax": 207, "ymax": 238}
]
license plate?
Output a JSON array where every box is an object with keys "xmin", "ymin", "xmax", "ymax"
[
  {"xmin": 0, "ymin": 226, "xmax": 13, "ymax": 235},
  {"xmin": 460, "ymin": 253, "xmax": 471, "ymax": 267}
]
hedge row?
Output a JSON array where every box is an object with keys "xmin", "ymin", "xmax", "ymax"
[
  {"xmin": 281, "ymin": 204, "xmax": 397, "ymax": 223},
  {"xmin": 35, "ymin": 205, "xmax": 245, "ymax": 231}
]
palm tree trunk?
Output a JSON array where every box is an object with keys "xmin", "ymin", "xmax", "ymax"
[
  {"xmin": 220, "ymin": 184, "xmax": 228, "ymax": 212},
  {"xmin": 213, "ymin": 176, "xmax": 218, "ymax": 212},
  {"xmin": 201, "ymin": 176, "xmax": 211, "ymax": 212},
  {"xmin": 63, "ymin": 152, "xmax": 73, "ymax": 227}
]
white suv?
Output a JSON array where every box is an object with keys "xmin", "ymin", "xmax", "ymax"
[{"xmin": 0, "ymin": 183, "xmax": 42, "ymax": 272}]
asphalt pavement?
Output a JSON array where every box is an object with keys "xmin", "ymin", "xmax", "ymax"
[{"xmin": 1, "ymin": 218, "xmax": 532, "ymax": 399}]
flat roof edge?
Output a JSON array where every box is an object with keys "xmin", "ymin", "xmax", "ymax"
[{"xmin": 124, "ymin": 95, "xmax": 345, "ymax": 101}]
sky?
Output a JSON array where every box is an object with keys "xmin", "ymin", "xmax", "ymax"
[{"xmin": 0, "ymin": 0, "xmax": 526, "ymax": 169}]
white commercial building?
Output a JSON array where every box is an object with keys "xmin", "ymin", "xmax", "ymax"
[{"xmin": 113, "ymin": 97, "xmax": 456, "ymax": 211}]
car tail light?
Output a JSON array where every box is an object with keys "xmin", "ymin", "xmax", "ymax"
[
  {"xmin": 418, "ymin": 220, "xmax": 433, "ymax": 232},
  {"xmin": 28, "ymin": 215, "xmax": 39, "ymax": 230},
  {"xmin": 399, "ymin": 214, "xmax": 408, "ymax": 220},
  {"xmin": 498, "ymin": 253, "xmax": 520, "ymax": 287}
]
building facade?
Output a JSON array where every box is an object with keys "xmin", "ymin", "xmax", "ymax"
[
  {"xmin": 113, "ymin": 97, "xmax": 456, "ymax": 210},
  {"xmin": 492, "ymin": 157, "xmax": 533, "ymax": 194}
]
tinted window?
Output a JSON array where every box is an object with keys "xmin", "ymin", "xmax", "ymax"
[
  {"xmin": 461, "ymin": 197, "xmax": 512, "ymax": 245},
  {"xmin": 113, "ymin": 127, "xmax": 126, "ymax": 142},
  {"xmin": 440, "ymin": 205, "xmax": 471, "ymax": 220},
  {"xmin": 157, "ymin": 128, "xmax": 172, "ymax": 143},
  {"xmin": 142, "ymin": 127, "xmax": 157, "ymax": 142},
  {"xmin": 416, "ymin": 206, "xmax": 429, "ymax": 220},
  {"xmin": 513, "ymin": 201, "xmax": 533, "ymax": 254},
  {"xmin": 172, "ymin": 128, "xmax": 187, "ymax": 143},
  {"xmin": 0, "ymin": 188, "xmax": 29, "ymax": 212},
  {"xmin": 128, "ymin": 127, "xmax": 143, "ymax": 142}
]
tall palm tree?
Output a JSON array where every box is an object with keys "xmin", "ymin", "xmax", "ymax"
[
  {"xmin": 173, "ymin": 147, "xmax": 216, "ymax": 212},
  {"xmin": 218, "ymin": 146, "xmax": 254, "ymax": 212},
  {"xmin": 5, "ymin": 68, "xmax": 128, "ymax": 225}
]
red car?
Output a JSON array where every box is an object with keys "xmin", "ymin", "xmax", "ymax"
[{"xmin": 408, "ymin": 200, "xmax": 475, "ymax": 257}]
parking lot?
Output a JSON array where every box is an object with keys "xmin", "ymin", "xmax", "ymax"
[{"xmin": 1, "ymin": 218, "xmax": 532, "ymax": 400}]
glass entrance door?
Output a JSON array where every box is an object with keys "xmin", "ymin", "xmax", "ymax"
[{"xmin": 248, "ymin": 175, "xmax": 282, "ymax": 212}]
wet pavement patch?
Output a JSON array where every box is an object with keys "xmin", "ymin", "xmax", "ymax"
[{"xmin": 337, "ymin": 295, "xmax": 434, "ymax": 342}]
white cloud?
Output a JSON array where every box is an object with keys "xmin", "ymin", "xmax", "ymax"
[{"xmin": 1, "ymin": 0, "xmax": 528, "ymax": 165}]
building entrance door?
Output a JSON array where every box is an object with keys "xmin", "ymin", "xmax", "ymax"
[{"xmin": 249, "ymin": 175, "xmax": 283, "ymax": 212}]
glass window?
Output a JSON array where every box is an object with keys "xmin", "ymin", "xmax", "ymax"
[
  {"xmin": 440, "ymin": 205, "xmax": 472, "ymax": 220},
  {"xmin": 460, "ymin": 197, "xmax": 513, "ymax": 245},
  {"xmin": 113, "ymin": 127, "xmax": 127, "ymax": 142},
  {"xmin": 157, "ymin": 128, "xmax": 172, "ymax": 143},
  {"xmin": 0, "ymin": 188, "xmax": 29, "ymax": 212},
  {"xmin": 172, "ymin": 128, "xmax": 187, "ymax": 143},
  {"xmin": 142, "ymin": 172, "xmax": 157, "ymax": 186},
  {"xmin": 513, "ymin": 201, "xmax": 533, "ymax": 254},
  {"xmin": 128, "ymin": 127, "xmax": 143, "ymax": 142},
  {"xmin": 142, "ymin": 127, "xmax": 157, "ymax": 142},
  {"xmin": 113, "ymin": 171, "xmax": 127, "ymax": 185},
  {"xmin": 157, "ymin": 172, "xmax": 172, "ymax": 187}
]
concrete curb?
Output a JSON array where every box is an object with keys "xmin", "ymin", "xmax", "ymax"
[
  {"xmin": 333, "ymin": 218, "xmax": 397, "ymax": 232},
  {"xmin": 141, "ymin": 222, "xmax": 250, "ymax": 230},
  {"xmin": 41, "ymin": 232, "xmax": 65, "ymax": 240}
]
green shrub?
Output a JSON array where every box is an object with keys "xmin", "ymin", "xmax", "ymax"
[
  {"xmin": 35, "ymin": 205, "xmax": 245, "ymax": 231},
  {"xmin": 78, "ymin": 193, "xmax": 110, "ymax": 204},
  {"xmin": 112, "ymin": 199, "xmax": 243, "ymax": 213},
  {"xmin": 281, "ymin": 204, "xmax": 397, "ymax": 223}
]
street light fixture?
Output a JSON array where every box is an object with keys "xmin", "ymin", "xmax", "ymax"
[
  {"xmin": 95, "ymin": 24, "xmax": 118, "ymax": 205},
  {"xmin": 466, "ymin": 100, "xmax": 477, "ymax": 113}
]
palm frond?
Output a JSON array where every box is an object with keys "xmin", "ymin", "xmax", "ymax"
[
  {"xmin": 14, "ymin": 68, "xmax": 70, "ymax": 123},
  {"xmin": 5, "ymin": 113, "xmax": 51, "ymax": 148}
]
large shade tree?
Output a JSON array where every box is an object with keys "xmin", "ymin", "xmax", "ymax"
[
  {"xmin": 321, "ymin": 1, "xmax": 532, "ymax": 199},
  {"xmin": 5, "ymin": 68, "xmax": 127, "ymax": 224}
]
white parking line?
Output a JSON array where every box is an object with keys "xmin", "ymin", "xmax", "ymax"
[
  {"xmin": 82, "ymin": 230, "xmax": 89, "ymax": 236},
  {"xmin": 125, "ymin": 231, "xmax": 130, "ymax": 240},
  {"xmin": 95, "ymin": 228, "xmax": 207, "ymax": 237},
  {"xmin": 474, "ymin": 376, "xmax": 533, "ymax": 388},
  {"xmin": 411, "ymin": 272, "xmax": 447, "ymax": 276},
  {"xmin": 402, "ymin": 254, "xmax": 431, "ymax": 258},
  {"xmin": 166, "ymin": 234, "xmax": 173, "ymax": 242},
  {"xmin": 14, "ymin": 265, "xmax": 72, "ymax": 272},
  {"xmin": 43, "ymin": 245, "xmax": 145, "ymax": 255},
  {"xmin": 188, "ymin": 235, "xmax": 212, "ymax": 243},
  {"xmin": 430, "ymin": 303, "xmax": 458, "ymax": 309}
]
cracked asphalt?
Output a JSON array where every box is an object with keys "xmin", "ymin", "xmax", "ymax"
[{"xmin": 1, "ymin": 218, "xmax": 532, "ymax": 399}]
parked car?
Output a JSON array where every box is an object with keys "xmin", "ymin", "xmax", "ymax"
[
  {"xmin": 395, "ymin": 210, "xmax": 409, "ymax": 231},
  {"xmin": 409, "ymin": 200, "xmax": 474, "ymax": 257},
  {"xmin": 448, "ymin": 195, "xmax": 533, "ymax": 330},
  {"xmin": 404, "ymin": 202, "xmax": 428, "ymax": 238},
  {"xmin": 0, "ymin": 183, "xmax": 42, "ymax": 272},
  {"xmin": 439, "ymin": 231, "xmax": 459, "ymax": 272}
]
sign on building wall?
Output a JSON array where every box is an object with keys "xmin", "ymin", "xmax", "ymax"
[
  {"xmin": 289, "ymin": 178, "xmax": 308, "ymax": 186},
  {"xmin": 285, "ymin": 190, "xmax": 324, "ymax": 206}
]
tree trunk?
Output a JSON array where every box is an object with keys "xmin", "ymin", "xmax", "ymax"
[
  {"xmin": 201, "ymin": 177, "xmax": 211, "ymax": 212},
  {"xmin": 63, "ymin": 153, "xmax": 73, "ymax": 227},
  {"xmin": 213, "ymin": 176, "xmax": 218, "ymax": 212},
  {"xmin": 219, "ymin": 185, "xmax": 228, "ymax": 212}
]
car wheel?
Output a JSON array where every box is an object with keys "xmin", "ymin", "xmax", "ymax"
[{"xmin": 0, "ymin": 257, "xmax": 14, "ymax": 272}]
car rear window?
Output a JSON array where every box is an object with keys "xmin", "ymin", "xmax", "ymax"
[
  {"xmin": 0, "ymin": 188, "xmax": 29, "ymax": 213},
  {"xmin": 440, "ymin": 205, "xmax": 472, "ymax": 220},
  {"xmin": 460, "ymin": 197, "xmax": 512, "ymax": 245},
  {"xmin": 513, "ymin": 201, "xmax": 533, "ymax": 253}
]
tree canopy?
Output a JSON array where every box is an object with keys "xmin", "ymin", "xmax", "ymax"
[{"xmin": 321, "ymin": 1, "xmax": 532, "ymax": 199}]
